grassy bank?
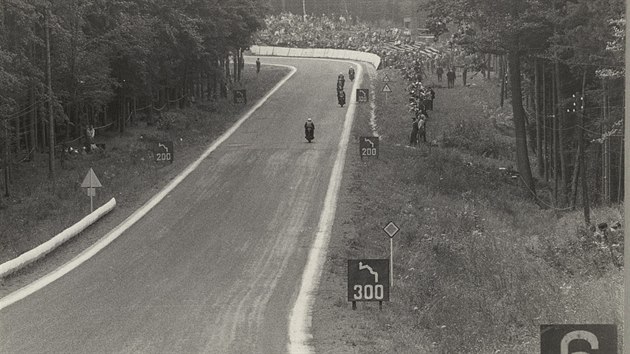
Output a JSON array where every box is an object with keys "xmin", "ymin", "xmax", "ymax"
[
  {"xmin": 313, "ymin": 69, "xmax": 623, "ymax": 353},
  {"xmin": 0, "ymin": 64, "xmax": 290, "ymax": 265}
]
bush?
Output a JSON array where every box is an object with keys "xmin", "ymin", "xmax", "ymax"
[
  {"xmin": 156, "ymin": 111, "xmax": 184, "ymax": 130},
  {"xmin": 441, "ymin": 119, "xmax": 513, "ymax": 159}
]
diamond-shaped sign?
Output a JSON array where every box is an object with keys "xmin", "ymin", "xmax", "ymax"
[{"xmin": 383, "ymin": 222, "xmax": 399, "ymax": 238}]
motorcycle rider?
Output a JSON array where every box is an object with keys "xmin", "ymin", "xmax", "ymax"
[
  {"xmin": 337, "ymin": 73, "xmax": 345, "ymax": 90},
  {"xmin": 304, "ymin": 117, "xmax": 315, "ymax": 141},
  {"xmin": 337, "ymin": 90, "xmax": 346, "ymax": 107},
  {"xmin": 348, "ymin": 67, "xmax": 355, "ymax": 81}
]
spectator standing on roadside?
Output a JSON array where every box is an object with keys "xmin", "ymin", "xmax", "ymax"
[
  {"xmin": 256, "ymin": 58, "xmax": 261, "ymax": 74},
  {"xmin": 436, "ymin": 67, "xmax": 444, "ymax": 82},
  {"xmin": 447, "ymin": 68, "xmax": 456, "ymax": 88},
  {"xmin": 409, "ymin": 116, "xmax": 419, "ymax": 146},
  {"xmin": 418, "ymin": 114, "xmax": 427, "ymax": 143},
  {"xmin": 462, "ymin": 67, "xmax": 468, "ymax": 86},
  {"xmin": 427, "ymin": 87, "xmax": 435, "ymax": 110},
  {"xmin": 85, "ymin": 125, "xmax": 95, "ymax": 153}
]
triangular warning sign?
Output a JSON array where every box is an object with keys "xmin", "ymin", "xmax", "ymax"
[
  {"xmin": 382, "ymin": 83, "xmax": 392, "ymax": 93},
  {"xmin": 383, "ymin": 74, "xmax": 391, "ymax": 83},
  {"xmin": 81, "ymin": 168, "xmax": 102, "ymax": 188}
]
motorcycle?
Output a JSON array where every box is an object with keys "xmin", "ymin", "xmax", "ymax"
[
  {"xmin": 337, "ymin": 91, "xmax": 346, "ymax": 107},
  {"xmin": 337, "ymin": 81, "xmax": 344, "ymax": 91},
  {"xmin": 348, "ymin": 68, "xmax": 355, "ymax": 81},
  {"xmin": 305, "ymin": 126, "xmax": 314, "ymax": 143}
]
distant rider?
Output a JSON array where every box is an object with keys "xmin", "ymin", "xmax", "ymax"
[
  {"xmin": 337, "ymin": 73, "xmax": 345, "ymax": 90},
  {"xmin": 348, "ymin": 67, "xmax": 355, "ymax": 81},
  {"xmin": 337, "ymin": 90, "xmax": 346, "ymax": 107},
  {"xmin": 305, "ymin": 117, "xmax": 315, "ymax": 138}
]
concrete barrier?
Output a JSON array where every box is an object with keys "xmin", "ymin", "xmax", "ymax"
[
  {"xmin": 252, "ymin": 45, "xmax": 382, "ymax": 68},
  {"xmin": 0, "ymin": 198, "xmax": 117, "ymax": 278},
  {"xmin": 312, "ymin": 48, "xmax": 325, "ymax": 58}
]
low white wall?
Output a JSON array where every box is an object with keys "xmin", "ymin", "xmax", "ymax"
[
  {"xmin": 0, "ymin": 198, "xmax": 117, "ymax": 278},
  {"xmin": 249, "ymin": 45, "xmax": 381, "ymax": 68}
]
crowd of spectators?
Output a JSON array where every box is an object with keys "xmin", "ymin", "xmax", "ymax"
[{"xmin": 255, "ymin": 13, "xmax": 448, "ymax": 70}]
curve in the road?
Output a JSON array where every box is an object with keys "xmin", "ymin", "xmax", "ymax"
[{"xmin": 0, "ymin": 63, "xmax": 297, "ymax": 312}]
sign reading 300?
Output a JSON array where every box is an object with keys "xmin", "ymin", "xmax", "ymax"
[{"xmin": 347, "ymin": 259, "xmax": 390, "ymax": 302}]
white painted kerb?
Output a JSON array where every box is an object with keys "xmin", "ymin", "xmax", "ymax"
[
  {"xmin": 287, "ymin": 62, "xmax": 364, "ymax": 353},
  {"xmin": 0, "ymin": 198, "xmax": 117, "ymax": 279}
]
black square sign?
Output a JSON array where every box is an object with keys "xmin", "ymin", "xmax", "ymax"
[
  {"xmin": 540, "ymin": 324, "xmax": 617, "ymax": 354},
  {"xmin": 356, "ymin": 89, "xmax": 369, "ymax": 102},
  {"xmin": 359, "ymin": 136, "xmax": 379, "ymax": 158},
  {"xmin": 155, "ymin": 141, "xmax": 174, "ymax": 163},
  {"xmin": 347, "ymin": 259, "xmax": 389, "ymax": 302},
  {"xmin": 233, "ymin": 89, "xmax": 247, "ymax": 104}
]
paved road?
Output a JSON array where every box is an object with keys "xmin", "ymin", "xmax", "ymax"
[{"xmin": 0, "ymin": 57, "xmax": 356, "ymax": 353}]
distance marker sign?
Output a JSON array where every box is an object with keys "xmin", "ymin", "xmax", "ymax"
[
  {"xmin": 356, "ymin": 89, "xmax": 369, "ymax": 103},
  {"xmin": 348, "ymin": 259, "xmax": 390, "ymax": 302},
  {"xmin": 155, "ymin": 141, "xmax": 174, "ymax": 163},
  {"xmin": 233, "ymin": 89, "xmax": 247, "ymax": 104},
  {"xmin": 360, "ymin": 136, "xmax": 379, "ymax": 158}
]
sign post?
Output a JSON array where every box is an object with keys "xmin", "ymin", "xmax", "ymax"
[
  {"xmin": 383, "ymin": 221, "xmax": 400, "ymax": 288},
  {"xmin": 348, "ymin": 259, "xmax": 390, "ymax": 310},
  {"xmin": 382, "ymin": 83, "xmax": 392, "ymax": 104},
  {"xmin": 81, "ymin": 167, "xmax": 102, "ymax": 213}
]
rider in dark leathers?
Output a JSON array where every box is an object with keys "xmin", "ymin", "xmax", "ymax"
[
  {"xmin": 337, "ymin": 90, "xmax": 346, "ymax": 107},
  {"xmin": 304, "ymin": 118, "xmax": 315, "ymax": 142}
]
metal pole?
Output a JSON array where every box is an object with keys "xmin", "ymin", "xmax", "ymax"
[
  {"xmin": 390, "ymin": 238, "xmax": 393, "ymax": 288},
  {"xmin": 90, "ymin": 194, "xmax": 93, "ymax": 213}
]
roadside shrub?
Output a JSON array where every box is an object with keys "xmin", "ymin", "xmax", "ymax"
[
  {"xmin": 156, "ymin": 111, "xmax": 184, "ymax": 130},
  {"xmin": 441, "ymin": 119, "xmax": 513, "ymax": 159}
]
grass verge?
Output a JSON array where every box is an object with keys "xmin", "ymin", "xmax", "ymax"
[{"xmin": 312, "ymin": 68, "xmax": 623, "ymax": 353}]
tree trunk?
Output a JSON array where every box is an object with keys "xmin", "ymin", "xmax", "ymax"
[
  {"xmin": 534, "ymin": 59, "xmax": 543, "ymax": 178},
  {"xmin": 555, "ymin": 61, "xmax": 567, "ymax": 206},
  {"xmin": 571, "ymin": 71, "xmax": 587, "ymax": 208},
  {"xmin": 508, "ymin": 50, "xmax": 536, "ymax": 198},
  {"xmin": 45, "ymin": 7, "xmax": 55, "ymax": 183},
  {"xmin": 3, "ymin": 118, "xmax": 9, "ymax": 197},
  {"xmin": 29, "ymin": 85, "xmax": 37, "ymax": 159},
  {"xmin": 551, "ymin": 63, "xmax": 557, "ymax": 205},
  {"xmin": 617, "ymin": 135, "xmax": 623, "ymax": 202},
  {"xmin": 499, "ymin": 56, "xmax": 505, "ymax": 107},
  {"xmin": 542, "ymin": 61, "xmax": 548, "ymax": 182}
]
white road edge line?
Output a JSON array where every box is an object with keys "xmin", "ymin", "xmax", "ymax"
[
  {"xmin": 287, "ymin": 61, "xmax": 363, "ymax": 354},
  {"xmin": 0, "ymin": 63, "xmax": 297, "ymax": 311}
]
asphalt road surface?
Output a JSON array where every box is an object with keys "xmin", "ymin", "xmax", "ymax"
[{"xmin": 0, "ymin": 57, "xmax": 357, "ymax": 353}]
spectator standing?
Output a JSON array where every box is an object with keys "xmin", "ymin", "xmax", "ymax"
[
  {"xmin": 85, "ymin": 125, "xmax": 95, "ymax": 153},
  {"xmin": 436, "ymin": 67, "xmax": 444, "ymax": 82},
  {"xmin": 462, "ymin": 67, "xmax": 468, "ymax": 86},
  {"xmin": 256, "ymin": 58, "xmax": 261, "ymax": 74},
  {"xmin": 427, "ymin": 87, "xmax": 435, "ymax": 110},
  {"xmin": 418, "ymin": 114, "xmax": 427, "ymax": 143},
  {"xmin": 409, "ymin": 116, "xmax": 419, "ymax": 146},
  {"xmin": 447, "ymin": 68, "xmax": 456, "ymax": 88}
]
